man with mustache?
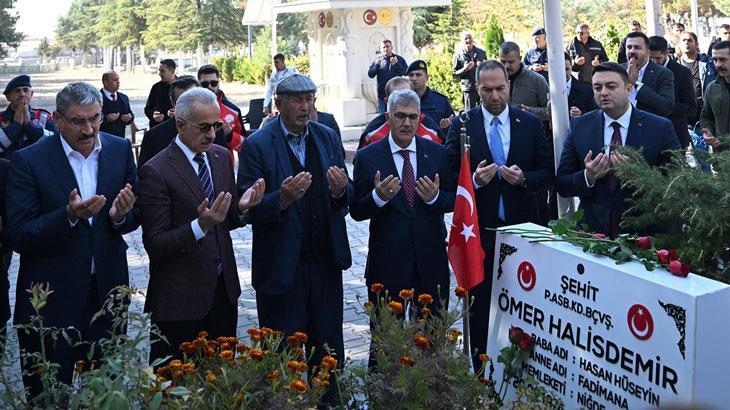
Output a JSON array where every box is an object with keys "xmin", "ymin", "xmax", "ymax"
[
  {"xmin": 6, "ymin": 82, "xmax": 140, "ymax": 400},
  {"xmin": 700, "ymin": 41, "xmax": 730, "ymax": 151},
  {"xmin": 679, "ymin": 31, "xmax": 718, "ymax": 126},
  {"xmin": 137, "ymin": 87, "xmax": 264, "ymax": 366},
  {"xmin": 621, "ymin": 31, "xmax": 675, "ymax": 118},
  {"xmin": 556, "ymin": 62, "xmax": 680, "ymax": 238}
]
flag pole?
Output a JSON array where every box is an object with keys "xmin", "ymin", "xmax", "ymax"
[{"xmin": 458, "ymin": 113, "xmax": 473, "ymax": 368}]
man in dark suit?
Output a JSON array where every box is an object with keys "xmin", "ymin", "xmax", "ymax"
[
  {"xmin": 238, "ymin": 73, "xmax": 352, "ymax": 404},
  {"xmin": 649, "ymin": 36, "xmax": 696, "ymax": 148},
  {"xmin": 312, "ymin": 109, "xmax": 341, "ymax": 139},
  {"xmin": 446, "ymin": 61, "xmax": 553, "ymax": 371},
  {"xmin": 138, "ymin": 76, "xmax": 227, "ymax": 167},
  {"xmin": 556, "ymin": 63, "xmax": 681, "ymax": 237},
  {"xmin": 621, "ymin": 32, "xmax": 675, "ymax": 117},
  {"xmin": 564, "ymin": 52, "xmax": 596, "ymax": 118},
  {"xmin": 144, "ymin": 59, "xmax": 177, "ymax": 128},
  {"xmin": 99, "ymin": 71, "xmax": 134, "ymax": 138},
  {"xmin": 6, "ymin": 82, "xmax": 140, "ymax": 399},
  {"xmin": 0, "ymin": 158, "xmax": 10, "ymax": 350},
  {"xmin": 351, "ymin": 89, "xmax": 454, "ymax": 364},
  {"xmin": 137, "ymin": 88, "xmax": 264, "ymax": 365}
]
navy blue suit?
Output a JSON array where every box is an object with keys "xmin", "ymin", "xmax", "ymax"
[
  {"xmin": 556, "ymin": 108, "xmax": 680, "ymax": 235},
  {"xmin": 316, "ymin": 111, "xmax": 341, "ymax": 139},
  {"xmin": 446, "ymin": 106, "xmax": 553, "ymax": 370},
  {"xmin": 351, "ymin": 136, "xmax": 455, "ymax": 303},
  {"xmin": 620, "ymin": 60, "xmax": 675, "ymax": 117},
  {"xmin": 6, "ymin": 132, "xmax": 139, "ymax": 396},
  {"xmin": 0, "ymin": 158, "xmax": 10, "ymax": 329}
]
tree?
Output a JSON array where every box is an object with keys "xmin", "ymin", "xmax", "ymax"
[
  {"xmin": 56, "ymin": 0, "xmax": 103, "ymax": 65},
  {"xmin": 0, "ymin": 0, "xmax": 23, "ymax": 58},
  {"xmin": 37, "ymin": 37, "xmax": 51, "ymax": 61},
  {"xmin": 197, "ymin": 0, "xmax": 247, "ymax": 50},
  {"xmin": 425, "ymin": 0, "xmax": 466, "ymax": 54},
  {"xmin": 142, "ymin": 0, "xmax": 201, "ymax": 51},
  {"xmin": 483, "ymin": 15, "xmax": 504, "ymax": 59}
]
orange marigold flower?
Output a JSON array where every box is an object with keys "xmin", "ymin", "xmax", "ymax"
[
  {"xmin": 197, "ymin": 330, "xmax": 209, "ymax": 339},
  {"xmin": 400, "ymin": 355, "xmax": 415, "ymax": 366},
  {"xmin": 479, "ymin": 353, "xmax": 489, "ymax": 362},
  {"xmin": 205, "ymin": 347, "xmax": 215, "ymax": 358},
  {"xmin": 455, "ymin": 287, "xmax": 467, "ymax": 298},
  {"xmin": 421, "ymin": 307, "xmax": 431, "ymax": 317},
  {"xmin": 388, "ymin": 301, "xmax": 404, "ymax": 314},
  {"xmin": 192, "ymin": 337, "xmax": 206, "ymax": 349},
  {"xmin": 290, "ymin": 379, "xmax": 308, "ymax": 393},
  {"xmin": 247, "ymin": 328, "xmax": 263, "ymax": 342},
  {"xmin": 447, "ymin": 329, "xmax": 462, "ymax": 342},
  {"xmin": 169, "ymin": 359, "xmax": 183, "ymax": 369},
  {"xmin": 287, "ymin": 360, "xmax": 303, "ymax": 373},
  {"xmin": 417, "ymin": 293, "xmax": 433, "ymax": 305},
  {"xmin": 208, "ymin": 340, "xmax": 219, "ymax": 349},
  {"xmin": 293, "ymin": 331, "xmax": 308, "ymax": 344},
  {"xmin": 183, "ymin": 363, "xmax": 195, "ymax": 375},
  {"xmin": 320, "ymin": 355, "xmax": 338, "ymax": 370},
  {"xmin": 220, "ymin": 350, "xmax": 234, "ymax": 360},
  {"xmin": 413, "ymin": 335, "xmax": 431, "ymax": 350},
  {"xmin": 291, "ymin": 347, "xmax": 305, "ymax": 360},
  {"xmin": 236, "ymin": 343, "xmax": 250, "ymax": 353},
  {"xmin": 179, "ymin": 341, "xmax": 194, "ymax": 353},
  {"xmin": 227, "ymin": 336, "xmax": 239, "ymax": 344},
  {"xmin": 221, "ymin": 342, "xmax": 232, "ymax": 351},
  {"xmin": 249, "ymin": 348, "xmax": 264, "ymax": 361},
  {"xmin": 268, "ymin": 370, "xmax": 281, "ymax": 380},
  {"xmin": 216, "ymin": 336, "xmax": 228, "ymax": 344},
  {"xmin": 205, "ymin": 370, "xmax": 216, "ymax": 383},
  {"xmin": 398, "ymin": 289, "xmax": 414, "ymax": 300},
  {"xmin": 370, "ymin": 283, "xmax": 385, "ymax": 293},
  {"xmin": 363, "ymin": 301, "xmax": 375, "ymax": 310},
  {"xmin": 260, "ymin": 327, "xmax": 274, "ymax": 338}
]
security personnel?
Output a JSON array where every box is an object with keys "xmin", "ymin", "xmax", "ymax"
[
  {"xmin": 523, "ymin": 28, "xmax": 550, "ymax": 83},
  {"xmin": 1, "ymin": 75, "xmax": 56, "ymax": 160},
  {"xmin": 407, "ymin": 60, "xmax": 454, "ymax": 138}
]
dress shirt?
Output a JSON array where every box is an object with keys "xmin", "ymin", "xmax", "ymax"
[
  {"xmin": 280, "ymin": 118, "xmax": 308, "ymax": 166},
  {"xmin": 566, "ymin": 77, "xmax": 573, "ymax": 96},
  {"xmin": 371, "ymin": 134, "xmax": 439, "ymax": 207},
  {"xmin": 102, "ymin": 88, "xmax": 117, "ymax": 101},
  {"xmin": 473, "ymin": 104, "xmax": 511, "ymax": 189},
  {"xmin": 628, "ymin": 60, "xmax": 649, "ymax": 106},
  {"xmin": 584, "ymin": 104, "xmax": 632, "ymax": 187},
  {"xmin": 175, "ymin": 137, "xmax": 214, "ymax": 240},
  {"xmin": 263, "ymin": 66, "xmax": 299, "ymax": 108}
]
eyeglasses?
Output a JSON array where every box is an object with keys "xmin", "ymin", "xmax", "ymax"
[
  {"xmin": 200, "ymin": 80, "xmax": 219, "ymax": 88},
  {"xmin": 393, "ymin": 112, "xmax": 420, "ymax": 121},
  {"xmin": 178, "ymin": 118, "xmax": 224, "ymax": 133},
  {"xmin": 60, "ymin": 112, "xmax": 103, "ymax": 127}
]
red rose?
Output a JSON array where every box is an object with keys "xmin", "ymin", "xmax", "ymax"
[
  {"xmin": 509, "ymin": 326, "xmax": 523, "ymax": 344},
  {"xmin": 636, "ymin": 236, "xmax": 652, "ymax": 249},
  {"xmin": 593, "ymin": 233, "xmax": 606, "ymax": 239},
  {"xmin": 668, "ymin": 249, "xmax": 680, "ymax": 262},
  {"xmin": 517, "ymin": 331, "xmax": 534, "ymax": 351},
  {"xmin": 657, "ymin": 249, "xmax": 670, "ymax": 263},
  {"xmin": 669, "ymin": 260, "xmax": 690, "ymax": 277}
]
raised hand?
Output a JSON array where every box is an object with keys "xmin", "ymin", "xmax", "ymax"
[
  {"xmin": 584, "ymin": 150, "xmax": 611, "ymax": 185},
  {"xmin": 415, "ymin": 174, "xmax": 440, "ymax": 203},
  {"xmin": 326, "ymin": 166, "xmax": 348, "ymax": 197},
  {"xmin": 373, "ymin": 170, "xmax": 401, "ymax": 201},
  {"xmin": 108, "ymin": 183, "xmax": 135, "ymax": 222},
  {"xmin": 239, "ymin": 178, "xmax": 265, "ymax": 212},
  {"xmin": 279, "ymin": 172, "xmax": 312, "ymax": 208},
  {"xmin": 474, "ymin": 159, "xmax": 498, "ymax": 186},
  {"xmin": 197, "ymin": 192, "xmax": 232, "ymax": 232},
  {"xmin": 67, "ymin": 188, "xmax": 107, "ymax": 223}
]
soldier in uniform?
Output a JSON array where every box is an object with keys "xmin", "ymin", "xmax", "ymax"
[
  {"xmin": 1, "ymin": 75, "xmax": 56, "ymax": 160},
  {"xmin": 408, "ymin": 60, "xmax": 454, "ymax": 137}
]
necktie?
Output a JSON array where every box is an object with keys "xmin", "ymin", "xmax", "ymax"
[
  {"xmin": 112, "ymin": 93, "xmax": 117, "ymax": 101},
  {"xmin": 399, "ymin": 150, "xmax": 415, "ymax": 208},
  {"xmin": 608, "ymin": 121, "xmax": 622, "ymax": 193},
  {"xmin": 193, "ymin": 152, "xmax": 215, "ymax": 204},
  {"xmin": 289, "ymin": 134, "xmax": 305, "ymax": 166},
  {"xmin": 488, "ymin": 117, "xmax": 507, "ymax": 221}
]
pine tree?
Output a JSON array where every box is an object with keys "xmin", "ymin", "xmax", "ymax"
[
  {"xmin": 483, "ymin": 15, "xmax": 504, "ymax": 59},
  {"xmin": 0, "ymin": 0, "xmax": 22, "ymax": 58}
]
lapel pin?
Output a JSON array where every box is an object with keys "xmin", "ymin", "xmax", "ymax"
[
  {"xmin": 515, "ymin": 118, "xmax": 521, "ymax": 123},
  {"xmin": 637, "ymin": 123, "xmax": 642, "ymax": 127},
  {"xmin": 424, "ymin": 153, "xmax": 429, "ymax": 159}
]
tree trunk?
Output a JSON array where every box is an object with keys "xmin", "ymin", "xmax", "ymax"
[
  {"xmin": 197, "ymin": 42, "xmax": 204, "ymax": 68},
  {"xmin": 140, "ymin": 43, "xmax": 147, "ymax": 69},
  {"xmin": 126, "ymin": 45, "xmax": 133, "ymax": 72}
]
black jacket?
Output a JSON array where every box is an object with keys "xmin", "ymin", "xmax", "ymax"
[
  {"xmin": 100, "ymin": 90, "xmax": 134, "ymax": 138},
  {"xmin": 144, "ymin": 80, "xmax": 173, "ymax": 128},
  {"xmin": 620, "ymin": 60, "xmax": 675, "ymax": 117},
  {"xmin": 566, "ymin": 36, "xmax": 608, "ymax": 83},
  {"xmin": 665, "ymin": 58, "xmax": 697, "ymax": 148},
  {"xmin": 452, "ymin": 46, "xmax": 487, "ymax": 92},
  {"xmin": 568, "ymin": 77, "xmax": 597, "ymax": 115}
]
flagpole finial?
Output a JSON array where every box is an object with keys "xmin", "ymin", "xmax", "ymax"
[{"xmin": 458, "ymin": 111, "xmax": 471, "ymax": 155}]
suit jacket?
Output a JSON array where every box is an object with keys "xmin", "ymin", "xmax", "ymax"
[
  {"xmin": 238, "ymin": 119, "xmax": 353, "ymax": 295},
  {"xmin": 350, "ymin": 137, "xmax": 455, "ymax": 292},
  {"xmin": 555, "ymin": 108, "xmax": 681, "ymax": 235},
  {"xmin": 6, "ymin": 133, "xmax": 140, "ymax": 326},
  {"xmin": 445, "ymin": 106, "xmax": 553, "ymax": 247},
  {"xmin": 316, "ymin": 111, "xmax": 341, "ymax": 139},
  {"xmin": 137, "ymin": 142, "xmax": 243, "ymax": 322},
  {"xmin": 0, "ymin": 158, "xmax": 10, "ymax": 324},
  {"xmin": 100, "ymin": 90, "xmax": 134, "ymax": 138},
  {"xmin": 621, "ymin": 60, "xmax": 675, "ymax": 117},
  {"xmin": 665, "ymin": 58, "xmax": 697, "ymax": 148},
  {"xmin": 568, "ymin": 77, "xmax": 597, "ymax": 115}
]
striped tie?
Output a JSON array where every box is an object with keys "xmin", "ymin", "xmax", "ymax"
[{"xmin": 193, "ymin": 153, "xmax": 215, "ymax": 204}]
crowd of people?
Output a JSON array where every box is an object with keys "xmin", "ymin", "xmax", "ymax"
[{"xmin": 0, "ymin": 18, "xmax": 728, "ymax": 406}]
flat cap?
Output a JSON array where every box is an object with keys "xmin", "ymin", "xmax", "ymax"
[
  {"xmin": 275, "ymin": 73, "xmax": 317, "ymax": 95},
  {"xmin": 3, "ymin": 74, "xmax": 32, "ymax": 95},
  {"xmin": 407, "ymin": 60, "xmax": 428, "ymax": 75},
  {"xmin": 532, "ymin": 28, "xmax": 546, "ymax": 36}
]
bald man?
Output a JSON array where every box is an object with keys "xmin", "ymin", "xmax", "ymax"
[{"xmin": 100, "ymin": 71, "xmax": 134, "ymax": 137}]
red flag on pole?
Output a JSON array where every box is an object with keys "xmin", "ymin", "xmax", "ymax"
[{"xmin": 448, "ymin": 148, "xmax": 485, "ymax": 290}]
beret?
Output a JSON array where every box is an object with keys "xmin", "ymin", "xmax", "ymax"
[
  {"xmin": 532, "ymin": 28, "xmax": 546, "ymax": 36},
  {"xmin": 3, "ymin": 75, "xmax": 31, "ymax": 95},
  {"xmin": 406, "ymin": 60, "xmax": 428, "ymax": 75}
]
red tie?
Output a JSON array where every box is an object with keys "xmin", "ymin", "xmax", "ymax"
[
  {"xmin": 400, "ymin": 150, "xmax": 415, "ymax": 208},
  {"xmin": 608, "ymin": 121, "xmax": 622, "ymax": 193}
]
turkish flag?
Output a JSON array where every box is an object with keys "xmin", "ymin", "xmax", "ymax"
[{"xmin": 447, "ymin": 148, "xmax": 485, "ymax": 290}]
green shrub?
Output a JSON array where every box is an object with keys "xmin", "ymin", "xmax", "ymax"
[{"xmin": 422, "ymin": 52, "xmax": 463, "ymax": 112}]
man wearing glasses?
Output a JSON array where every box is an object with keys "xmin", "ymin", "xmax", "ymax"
[
  {"xmin": 197, "ymin": 64, "xmax": 244, "ymax": 163},
  {"xmin": 137, "ymin": 87, "xmax": 264, "ymax": 366},
  {"xmin": 5, "ymin": 82, "xmax": 140, "ymax": 400}
]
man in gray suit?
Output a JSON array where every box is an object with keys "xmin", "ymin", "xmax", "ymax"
[{"xmin": 621, "ymin": 32, "xmax": 675, "ymax": 117}]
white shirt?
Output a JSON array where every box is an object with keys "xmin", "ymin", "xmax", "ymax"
[
  {"xmin": 371, "ymin": 134, "xmax": 439, "ymax": 207},
  {"xmin": 264, "ymin": 66, "xmax": 299, "ymax": 108},
  {"xmin": 566, "ymin": 76, "xmax": 573, "ymax": 96},
  {"xmin": 628, "ymin": 60, "xmax": 649, "ymax": 106},
  {"xmin": 473, "ymin": 104, "xmax": 511, "ymax": 189},
  {"xmin": 583, "ymin": 104, "xmax": 632, "ymax": 187},
  {"xmin": 175, "ymin": 137, "xmax": 214, "ymax": 240},
  {"xmin": 102, "ymin": 88, "xmax": 117, "ymax": 101}
]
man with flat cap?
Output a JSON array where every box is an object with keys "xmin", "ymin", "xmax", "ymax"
[
  {"xmin": 238, "ymin": 73, "xmax": 352, "ymax": 405},
  {"xmin": 523, "ymin": 28, "xmax": 550, "ymax": 83},
  {"xmin": 1, "ymin": 75, "xmax": 56, "ymax": 160},
  {"xmin": 408, "ymin": 60, "xmax": 454, "ymax": 137}
]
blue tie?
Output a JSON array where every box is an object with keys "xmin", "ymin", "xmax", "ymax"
[
  {"xmin": 194, "ymin": 153, "xmax": 215, "ymax": 204},
  {"xmin": 488, "ymin": 116, "xmax": 507, "ymax": 221}
]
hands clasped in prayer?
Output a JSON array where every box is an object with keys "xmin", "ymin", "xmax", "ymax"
[{"xmin": 373, "ymin": 170, "xmax": 440, "ymax": 203}]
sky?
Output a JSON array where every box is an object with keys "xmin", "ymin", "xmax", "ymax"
[{"xmin": 14, "ymin": 0, "xmax": 73, "ymax": 40}]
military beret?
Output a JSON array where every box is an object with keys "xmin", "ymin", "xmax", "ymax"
[
  {"xmin": 406, "ymin": 60, "xmax": 428, "ymax": 75},
  {"xmin": 3, "ymin": 74, "xmax": 31, "ymax": 95},
  {"xmin": 275, "ymin": 73, "xmax": 317, "ymax": 95},
  {"xmin": 532, "ymin": 28, "xmax": 546, "ymax": 36}
]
